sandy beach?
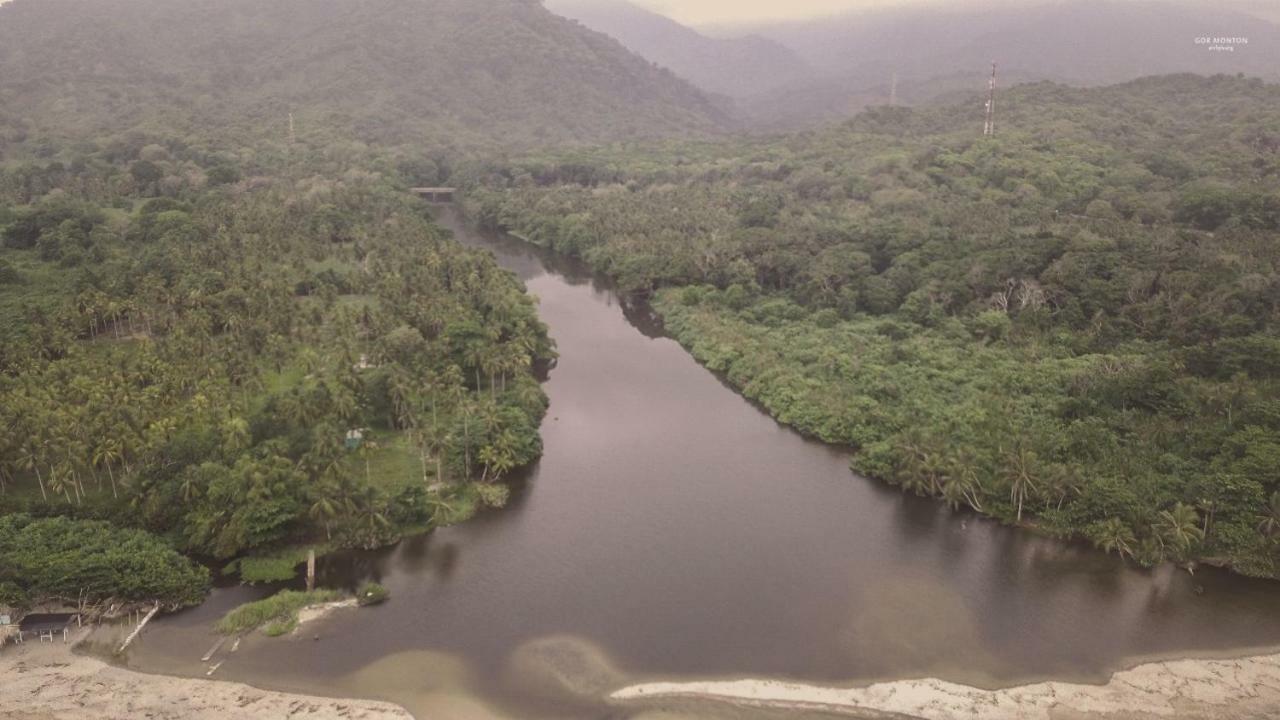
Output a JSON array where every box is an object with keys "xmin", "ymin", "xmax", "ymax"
[
  {"xmin": 8, "ymin": 623, "xmax": 1280, "ymax": 720},
  {"xmin": 612, "ymin": 652, "xmax": 1280, "ymax": 719},
  {"xmin": 0, "ymin": 629, "xmax": 412, "ymax": 720}
]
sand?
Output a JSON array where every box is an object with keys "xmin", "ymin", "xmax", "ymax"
[
  {"xmin": 9, "ymin": 623, "xmax": 1280, "ymax": 720},
  {"xmin": 294, "ymin": 598, "xmax": 359, "ymax": 631},
  {"xmin": 611, "ymin": 652, "xmax": 1280, "ymax": 719},
  {"xmin": 0, "ymin": 629, "xmax": 413, "ymax": 720}
]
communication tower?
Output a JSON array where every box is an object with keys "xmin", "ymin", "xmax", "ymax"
[{"xmin": 983, "ymin": 62, "xmax": 998, "ymax": 137}]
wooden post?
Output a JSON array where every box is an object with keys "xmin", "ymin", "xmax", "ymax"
[
  {"xmin": 306, "ymin": 549, "xmax": 316, "ymax": 592},
  {"xmin": 117, "ymin": 603, "xmax": 160, "ymax": 653}
]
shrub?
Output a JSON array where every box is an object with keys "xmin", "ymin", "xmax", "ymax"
[
  {"xmin": 215, "ymin": 589, "xmax": 343, "ymax": 636},
  {"xmin": 357, "ymin": 582, "xmax": 389, "ymax": 607},
  {"xmin": 0, "ymin": 515, "xmax": 209, "ymax": 608},
  {"xmin": 474, "ymin": 482, "xmax": 510, "ymax": 509}
]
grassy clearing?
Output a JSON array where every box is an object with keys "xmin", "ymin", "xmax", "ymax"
[
  {"xmin": 215, "ymin": 589, "xmax": 345, "ymax": 636},
  {"xmin": 223, "ymin": 541, "xmax": 335, "ymax": 583},
  {"xmin": 348, "ymin": 429, "xmax": 428, "ymax": 493}
]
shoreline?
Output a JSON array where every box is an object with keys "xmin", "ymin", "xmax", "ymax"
[
  {"xmin": 0, "ymin": 629, "xmax": 413, "ymax": 720},
  {"xmin": 10, "ymin": 626, "xmax": 1280, "ymax": 720},
  {"xmin": 611, "ymin": 648, "xmax": 1280, "ymax": 719}
]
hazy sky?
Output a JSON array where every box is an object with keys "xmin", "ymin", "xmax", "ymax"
[{"xmin": 627, "ymin": 0, "xmax": 925, "ymax": 24}]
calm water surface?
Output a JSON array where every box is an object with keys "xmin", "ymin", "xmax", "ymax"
[{"xmin": 125, "ymin": 208, "xmax": 1280, "ymax": 717}]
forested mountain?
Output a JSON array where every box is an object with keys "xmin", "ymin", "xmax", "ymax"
[
  {"xmin": 466, "ymin": 74, "xmax": 1280, "ymax": 577},
  {"xmin": 0, "ymin": 0, "xmax": 726, "ymax": 152},
  {"xmin": 715, "ymin": 0, "xmax": 1280, "ymax": 128},
  {"xmin": 756, "ymin": 1, "xmax": 1280, "ymax": 83},
  {"xmin": 544, "ymin": 0, "xmax": 813, "ymax": 98}
]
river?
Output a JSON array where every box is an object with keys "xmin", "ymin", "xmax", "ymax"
[{"xmin": 122, "ymin": 207, "xmax": 1280, "ymax": 718}]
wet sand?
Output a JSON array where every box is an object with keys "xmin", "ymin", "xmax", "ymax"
[
  {"xmin": 612, "ymin": 651, "xmax": 1280, "ymax": 719},
  {"xmin": 0, "ymin": 630, "xmax": 411, "ymax": 720},
  {"xmin": 9, "ymin": 625, "xmax": 1280, "ymax": 719}
]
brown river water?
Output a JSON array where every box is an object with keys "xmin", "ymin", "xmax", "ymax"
[{"xmin": 121, "ymin": 208, "xmax": 1280, "ymax": 718}]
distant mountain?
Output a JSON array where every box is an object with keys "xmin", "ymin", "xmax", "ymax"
[
  {"xmin": 720, "ymin": 0, "xmax": 1280, "ymax": 128},
  {"xmin": 544, "ymin": 0, "xmax": 813, "ymax": 98},
  {"xmin": 1219, "ymin": 0, "xmax": 1280, "ymax": 25},
  {"xmin": 0, "ymin": 0, "xmax": 727, "ymax": 149}
]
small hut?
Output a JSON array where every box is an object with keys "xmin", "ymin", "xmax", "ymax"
[
  {"xmin": 345, "ymin": 429, "xmax": 365, "ymax": 451},
  {"xmin": 0, "ymin": 613, "xmax": 16, "ymax": 646},
  {"xmin": 16, "ymin": 613, "xmax": 80, "ymax": 643}
]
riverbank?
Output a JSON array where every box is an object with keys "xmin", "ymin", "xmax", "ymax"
[
  {"xmin": 0, "ymin": 629, "xmax": 412, "ymax": 720},
  {"xmin": 611, "ymin": 649, "xmax": 1280, "ymax": 719}
]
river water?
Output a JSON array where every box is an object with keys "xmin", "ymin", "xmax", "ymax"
[{"xmin": 124, "ymin": 208, "xmax": 1280, "ymax": 718}]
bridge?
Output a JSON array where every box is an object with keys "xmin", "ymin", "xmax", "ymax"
[{"xmin": 410, "ymin": 187, "xmax": 456, "ymax": 202}]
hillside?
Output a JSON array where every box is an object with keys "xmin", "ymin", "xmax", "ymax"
[
  {"xmin": 545, "ymin": 0, "xmax": 813, "ymax": 98},
  {"xmin": 0, "ymin": 0, "xmax": 727, "ymax": 152}
]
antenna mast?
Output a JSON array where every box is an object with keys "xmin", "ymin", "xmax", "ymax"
[
  {"xmin": 983, "ymin": 62, "xmax": 998, "ymax": 137},
  {"xmin": 288, "ymin": 112, "xmax": 297, "ymax": 144},
  {"xmin": 889, "ymin": 73, "xmax": 898, "ymax": 107}
]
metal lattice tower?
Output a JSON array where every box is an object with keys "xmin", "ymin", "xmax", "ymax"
[{"xmin": 983, "ymin": 62, "xmax": 998, "ymax": 137}]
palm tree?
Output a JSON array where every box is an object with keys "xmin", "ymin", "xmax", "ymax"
[
  {"xmin": 222, "ymin": 416, "xmax": 252, "ymax": 456},
  {"xmin": 351, "ymin": 488, "xmax": 391, "ymax": 547},
  {"xmin": 177, "ymin": 470, "xmax": 203, "ymax": 503},
  {"xmin": 1257, "ymin": 491, "xmax": 1280, "ymax": 540},
  {"xmin": 893, "ymin": 431, "xmax": 934, "ymax": 496},
  {"xmin": 1002, "ymin": 444, "xmax": 1041, "ymax": 523},
  {"xmin": 1156, "ymin": 503, "xmax": 1204, "ymax": 559},
  {"xmin": 356, "ymin": 438, "xmax": 379, "ymax": 484},
  {"xmin": 328, "ymin": 380, "xmax": 360, "ymax": 425},
  {"xmin": 92, "ymin": 438, "xmax": 122, "ymax": 499},
  {"xmin": 387, "ymin": 366, "xmax": 416, "ymax": 430},
  {"xmin": 1092, "ymin": 518, "xmax": 1137, "ymax": 559},
  {"xmin": 308, "ymin": 484, "xmax": 340, "ymax": 540},
  {"xmin": 1197, "ymin": 497, "xmax": 1220, "ymax": 541},
  {"xmin": 18, "ymin": 437, "xmax": 48, "ymax": 503},
  {"xmin": 48, "ymin": 461, "xmax": 76, "ymax": 504},
  {"xmin": 1044, "ymin": 464, "xmax": 1082, "ymax": 512},
  {"xmin": 479, "ymin": 429, "xmax": 520, "ymax": 483},
  {"xmin": 941, "ymin": 449, "xmax": 984, "ymax": 511},
  {"xmin": 425, "ymin": 490, "xmax": 456, "ymax": 526}
]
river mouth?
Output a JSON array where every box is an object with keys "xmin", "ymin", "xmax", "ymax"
[{"xmin": 120, "ymin": 207, "xmax": 1280, "ymax": 718}]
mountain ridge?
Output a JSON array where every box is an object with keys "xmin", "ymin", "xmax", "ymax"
[
  {"xmin": 545, "ymin": 0, "xmax": 814, "ymax": 98},
  {"xmin": 0, "ymin": 0, "xmax": 729, "ymax": 150}
]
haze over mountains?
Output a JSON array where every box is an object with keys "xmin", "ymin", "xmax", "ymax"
[
  {"xmin": 1, "ymin": 0, "xmax": 1278, "ymax": 151},
  {"xmin": 548, "ymin": 0, "xmax": 1280, "ymax": 128},
  {"xmin": 0, "ymin": 0, "xmax": 727, "ymax": 151},
  {"xmin": 546, "ymin": 0, "xmax": 812, "ymax": 97}
]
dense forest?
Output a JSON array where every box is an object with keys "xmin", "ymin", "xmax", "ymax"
[
  {"xmin": 2, "ymin": 0, "xmax": 1279, "ymax": 616},
  {"xmin": 465, "ymin": 74, "xmax": 1280, "ymax": 576},
  {"xmin": 0, "ymin": 0, "xmax": 728, "ymax": 619},
  {"xmin": 0, "ymin": 133, "xmax": 553, "ymax": 609},
  {"xmin": 0, "ymin": 0, "xmax": 726, "ymax": 152}
]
